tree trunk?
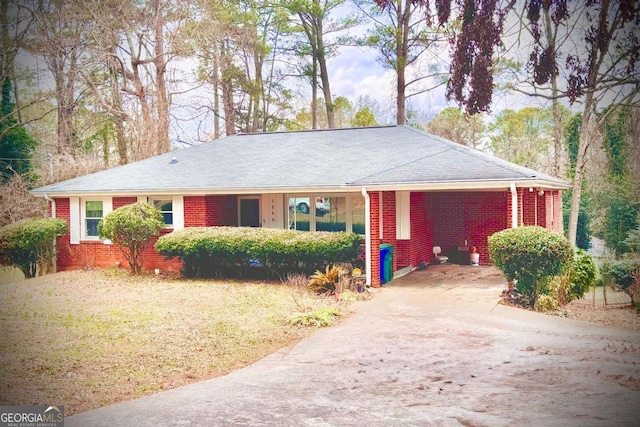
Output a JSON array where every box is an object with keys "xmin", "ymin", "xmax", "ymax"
[
  {"xmin": 252, "ymin": 47, "xmax": 263, "ymax": 133},
  {"xmin": 54, "ymin": 54, "xmax": 77, "ymax": 154},
  {"xmin": 567, "ymin": 101, "xmax": 596, "ymax": 246},
  {"xmin": 220, "ymin": 40, "xmax": 235, "ymax": 136},
  {"xmin": 107, "ymin": 55, "xmax": 128, "ymax": 165},
  {"xmin": 311, "ymin": 55, "xmax": 317, "ymax": 129},
  {"xmin": 316, "ymin": 18, "xmax": 334, "ymax": 129},
  {"xmin": 543, "ymin": 7, "xmax": 563, "ymax": 178},
  {"xmin": 395, "ymin": 0, "xmax": 409, "ymax": 125},
  {"xmin": 212, "ymin": 44, "xmax": 220, "ymax": 139},
  {"xmin": 153, "ymin": 0, "xmax": 170, "ymax": 155}
]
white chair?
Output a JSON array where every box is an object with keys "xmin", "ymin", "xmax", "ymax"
[{"xmin": 432, "ymin": 246, "xmax": 448, "ymax": 264}]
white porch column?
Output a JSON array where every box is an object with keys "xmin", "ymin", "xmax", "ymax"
[
  {"xmin": 510, "ymin": 183, "xmax": 518, "ymax": 229},
  {"xmin": 362, "ymin": 188, "xmax": 371, "ymax": 288}
]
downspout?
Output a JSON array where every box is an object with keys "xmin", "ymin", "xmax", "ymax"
[
  {"xmin": 510, "ymin": 183, "xmax": 518, "ymax": 229},
  {"xmin": 44, "ymin": 194, "xmax": 56, "ymax": 218},
  {"xmin": 361, "ymin": 187, "xmax": 371, "ymax": 288},
  {"xmin": 43, "ymin": 194, "xmax": 57, "ymax": 274}
]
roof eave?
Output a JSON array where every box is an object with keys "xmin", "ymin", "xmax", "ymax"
[{"xmin": 30, "ymin": 178, "xmax": 570, "ymax": 198}]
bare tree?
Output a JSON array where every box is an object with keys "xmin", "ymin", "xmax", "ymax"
[
  {"xmin": 361, "ymin": 0, "xmax": 449, "ymax": 125},
  {"xmin": 25, "ymin": 0, "xmax": 88, "ymax": 154},
  {"xmin": 286, "ymin": 0, "xmax": 356, "ymax": 129}
]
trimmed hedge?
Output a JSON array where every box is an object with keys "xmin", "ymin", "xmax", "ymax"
[
  {"xmin": 489, "ymin": 226, "xmax": 573, "ymax": 306},
  {"xmin": 0, "ymin": 217, "xmax": 67, "ymax": 278},
  {"xmin": 155, "ymin": 227, "xmax": 362, "ymax": 278}
]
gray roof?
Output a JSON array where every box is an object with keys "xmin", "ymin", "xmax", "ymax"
[{"xmin": 32, "ymin": 125, "xmax": 569, "ymax": 196}]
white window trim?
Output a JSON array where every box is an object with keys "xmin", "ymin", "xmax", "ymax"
[
  {"xmin": 172, "ymin": 195, "xmax": 184, "ymax": 230},
  {"xmin": 148, "ymin": 196, "xmax": 176, "ymax": 229},
  {"xmin": 69, "ymin": 197, "xmax": 80, "ymax": 244},
  {"xmin": 80, "ymin": 197, "xmax": 112, "ymax": 242},
  {"xmin": 396, "ymin": 191, "xmax": 411, "ymax": 239}
]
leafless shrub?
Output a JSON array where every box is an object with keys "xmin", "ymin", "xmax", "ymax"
[
  {"xmin": 284, "ymin": 274, "xmax": 313, "ymax": 311},
  {"xmin": 335, "ymin": 274, "xmax": 358, "ymax": 294},
  {"xmin": 0, "ymin": 174, "xmax": 47, "ymax": 226},
  {"xmin": 40, "ymin": 153, "xmax": 107, "ymax": 185}
]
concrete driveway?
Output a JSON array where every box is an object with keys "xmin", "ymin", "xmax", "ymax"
[{"xmin": 68, "ymin": 265, "xmax": 640, "ymax": 427}]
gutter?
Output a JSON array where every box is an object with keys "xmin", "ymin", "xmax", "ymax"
[
  {"xmin": 29, "ymin": 179, "xmax": 572, "ymax": 199},
  {"xmin": 43, "ymin": 194, "xmax": 57, "ymax": 274},
  {"xmin": 361, "ymin": 187, "xmax": 371, "ymax": 288}
]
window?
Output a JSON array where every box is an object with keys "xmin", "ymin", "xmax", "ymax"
[
  {"xmin": 85, "ymin": 201, "xmax": 103, "ymax": 238},
  {"xmin": 351, "ymin": 197, "xmax": 365, "ymax": 235},
  {"xmin": 288, "ymin": 197, "xmax": 310, "ymax": 231},
  {"xmin": 288, "ymin": 194, "xmax": 365, "ymax": 234},
  {"xmin": 151, "ymin": 198, "xmax": 173, "ymax": 227},
  {"xmin": 316, "ymin": 197, "xmax": 346, "ymax": 232}
]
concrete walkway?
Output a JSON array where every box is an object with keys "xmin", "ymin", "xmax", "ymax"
[{"xmin": 68, "ymin": 266, "xmax": 640, "ymax": 426}]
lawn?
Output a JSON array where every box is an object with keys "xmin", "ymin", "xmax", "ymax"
[{"xmin": 0, "ymin": 269, "xmax": 345, "ymax": 415}]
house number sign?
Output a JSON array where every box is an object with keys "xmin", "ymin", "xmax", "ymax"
[{"xmin": 270, "ymin": 197, "xmax": 276, "ymax": 224}]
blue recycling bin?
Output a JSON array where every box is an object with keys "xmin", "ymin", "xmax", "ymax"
[{"xmin": 379, "ymin": 244, "xmax": 394, "ymax": 284}]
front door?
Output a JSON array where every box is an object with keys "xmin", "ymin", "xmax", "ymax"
[{"xmin": 239, "ymin": 197, "xmax": 260, "ymax": 227}]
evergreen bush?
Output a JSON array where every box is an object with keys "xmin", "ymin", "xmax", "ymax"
[
  {"xmin": 0, "ymin": 217, "xmax": 67, "ymax": 278},
  {"xmin": 155, "ymin": 227, "xmax": 362, "ymax": 278},
  {"xmin": 567, "ymin": 249, "xmax": 597, "ymax": 301},
  {"xmin": 600, "ymin": 258, "xmax": 640, "ymax": 291},
  {"xmin": 98, "ymin": 202, "xmax": 165, "ymax": 275},
  {"xmin": 488, "ymin": 226, "xmax": 573, "ymax": 307}
]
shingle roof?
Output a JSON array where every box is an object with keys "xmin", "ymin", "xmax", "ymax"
[{"xmin": 32, "ymin": 125, "xmax": 569, "ymax": 195}]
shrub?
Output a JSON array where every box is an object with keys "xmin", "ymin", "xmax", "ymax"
[
  {"xmin": 287, "ymin": 307, "xmax": 342, "ymax": 327},
  {"xmin": 98, "ymin": 202, "xmax": 164, "ymax": 275},
  {"xmin": 566, "ymin": 249, "xmax": 597, "ymax": 301},
  {"xmin": 0, "ymin": 217, "xmax": 67, "ymax": 278},
  {"xmin": 489, "ymin": 226, "xmax": 573, "ymax": 307},
  {"xmin": 535, "ymin": 293, "xmax": 559, "ymax": 313},
  {"xmin": 155, "ymin": 227, "xmax": 362, "ymax": 278},
  {"xmin": 600, "ymin": 258, "xmax": 640, "ymax": 291},
  {"xmin": 308, "ymin": 264, "xmax": 347, "ymax": 294}
]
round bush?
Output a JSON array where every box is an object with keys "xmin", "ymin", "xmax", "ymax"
[
  {"xmin": 0, "ymin": 217, "xmax": 67, "ymax": 278},
  {"xmin": 488, "ymin": 226, "xmax": 573, "ymax": 306},
  {"xmin": 98, "ymin": 202, "xmax": 164, "ymax": 275}
]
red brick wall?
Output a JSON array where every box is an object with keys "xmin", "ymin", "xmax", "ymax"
[
  {"xmin": 381, "ymin": 191, "xmax": 397, "ymax": 272},
  {"xmin": 465, "ymin": 192, "xmax": 508, "ymax": 264},
  {"xmin": 54, "ymin": 196, "xmax": 182, "ymax": 272},
  {"xmin": 184, "ymin": 196, "xmax": 208, "ymax": 227},
  {"xmin": 552, "ymin": 191, "xmax": 562, "ymax": 232},
  {"xmin": 206, "ymin": 195, "xmax": 237, "ymax": 226},
  {"xmin": 411, "ymin": 192, "xmax": 432, "ymax": 267},
  {"xmin": 431, "ymin": 192, "xmax": 465, "ymax": 255},
  {"xmin": 395, "ymin": 193, "xmax": 432, "ymax": 269},
  {"xmin": 429, "ymin": 191, "xmax": 507, "ymax": 265},
  {"xmin": 522, "ymin": 190, "xmax": 537, "ymax": 226},
  {"xmin": 113, "ymin": 197, "xmax": 137, "ymax": 209},
  {"xmin": 537, "ymin": 192, "xmax": 547, "ymax": 227},
  {"xmin": 55, "ymin": 198, "xmax": 72, "ymax": 270},
  {"xmin": 369, "ymin": 191, "xmax": 380, "ymax": 287}
]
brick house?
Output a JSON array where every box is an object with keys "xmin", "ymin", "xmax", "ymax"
[{"xmin": 32, "ymin": 126, "xmax": 569, "ymax": 287}]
